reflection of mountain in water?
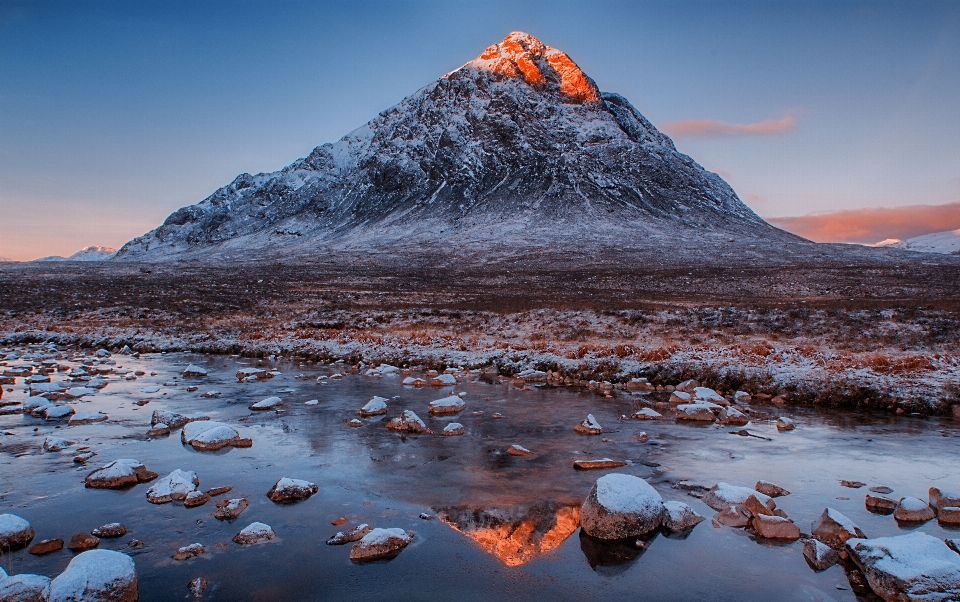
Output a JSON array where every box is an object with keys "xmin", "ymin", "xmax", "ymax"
[{"xmin": 436, "ymin": 502, "xmax": 581, "ymax": 566}]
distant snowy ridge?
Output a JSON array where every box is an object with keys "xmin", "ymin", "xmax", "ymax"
[
  {"xmin": 874, "ymin": 230, "xmax": 960, "ymax": 255},
  {"xmin": 35, "ymin": 246, "xmax": 117, "ymax": 262},
  {"xmin": 116, "ymin": 31, "xmax": 807, "ymax": 262}
]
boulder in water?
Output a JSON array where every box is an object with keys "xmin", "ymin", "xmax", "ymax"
[
  {"xmin": 48, "ymin": 549, "xmax": 137, "ymax": 602},
  {"xmin": 579, "ymin": 473, "xmax": 663, "ymax": 539}
]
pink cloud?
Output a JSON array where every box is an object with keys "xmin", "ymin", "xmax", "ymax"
[
  {"xmin": 661, "ymin": 113, "xmax": 796, "ymax": 138},
  {"xmin": 766, "ymin": 201, "xmax": 960, "ymax": 244}
]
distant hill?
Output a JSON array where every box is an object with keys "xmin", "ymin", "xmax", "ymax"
[
  {"xmin": 874, "ymin": 230, "xmax": 960, "ymax": 255},
  {"xmin": 35, "ymin": 246, "xmax": 117, "ymax": 262}
]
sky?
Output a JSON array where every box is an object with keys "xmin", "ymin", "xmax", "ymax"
[{"xmin": 1, "ymin": 0, "xmax": 959, "ymax": 260}]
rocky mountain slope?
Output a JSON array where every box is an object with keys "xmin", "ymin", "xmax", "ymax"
[{"xmin": 117, "ymin": 32, "xmax": 809, "ymax": 262}]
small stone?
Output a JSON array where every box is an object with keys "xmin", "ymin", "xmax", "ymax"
[
  {"xmin": 419, "ymin": 513, "xmax": 432, "ymax": 520},
  {"xmin": 213, "ymin": 498, "xmax": 248, "ymax": 520},
  {"xmin": 188, "ymin": 577, "xmax": 207, "ymax": 597},
  {"xmin": 634, "ymin": 432, "xmax": 649, "ymax": 442},
  {"xmin": 331, "ymin": 517, "xmax": 348, "ymax": 526},
  {"xmin": 233, "ymin": 522, "xmax": 275, "ymax": 545},
  {"xmin": 349, "ymin": 528, "xmax": 413, "ymax": 560},
  {"xmin": 91, "ymin": 523, "xmax": 126, "ymax": 538},
  {"xmin": 326, "ymin": 524, "xmax": 372, "ymax": 545},
  {"xmin": 128, "ymin": 539, "xmax": 144, "ymax": 548},
  {"xmin": 755, "ymin": 481, "xmax": 790, "ymax": 498},
  {"xmin": 840, "ymin": 480, "xmax": 866, "ymax": 488},
  {"xmin": 633, "ymin": 408, "xmax": 662, "ymax": 420},
  {"xmin": 43, "ymin": 436, "xmax": 75, "ymax": 452},
  {"xmin": 507, "ymin": 444, "xmax": 534, "ymax": 457},
  {"xmin": 267, "ymin": 477, "xmax": 318, "ymax": 502},
  {"xmin": 250, "ymin": 396, "xmax": 282, "ymax": 411},
  {"xmin": 574, "ymin": 414, "xmax": 602, "ymax": 435},
  {"xmin": 73, "ymin": 451, "xmax": 97, "ymax": 464},
  {"xmin": 428, "ymin": 395, "xmax": 466, "ymax": 415},
  {"xmin": 869, "ymin": 485, "xmax": 893, "ymax": 494},
  {"xmin": 67, "ymin": 532, "xmax": 99, "ymax": 551},
  {"xmin": 184, "ymin": 491, "xmax": 211, "ymax": 508},
  {"xmin": 206, "ymin": 486, "xmax": 232, "ymax": 497},
  {"xmin": 172, "ymin": 543, "xmax": 206, "ymax": 561},
  {"xmin": 441, "ymin": 422, "xmax": 464, "ymax": 436},
  {"xmin": 662, "ymin": 500, "xmax": 704, "ymax": 532},
  {"xmin": 347, "ymin": 418, "xmax": 362, "ymax": 427},
  {"xmin": 29, "ymin": 538, "xmax": 64, "ymax": 555},
  {"xmin": 803, "ymin": 538, "xmax": 839, "ymax": 570},
  {"xmin": 146, "ymin": 423, "xmax": 171, "ymax": 437},
  {"xmin": 894, "ymin": 497, "xmax": 935, "ymax": 523},
  {"xmin": 491, "ymin": 413, "xmax": 504, "ymax": 419},
  {"xmin": 386, "ymin": 410, "xmax": 427, "ymax": 433},
  {"xmin": 573, "ymin": 458, "xmax": 627, "ymax": 470},
  {"xmin": 865, "ymin": 494, "xmax": 897, "ymax": 514},
  {"xmin": 358, "ymin": 396, "xmax": 388, "ymax": 416},
  {"xmin": 775, "ymin": 416, "xmax": 795, "ymax": 431}
]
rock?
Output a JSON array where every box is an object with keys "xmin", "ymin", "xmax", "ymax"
[
  {"xmin": 267, "ymin": 478, "xmax": 318, "ymax": 502},
  {"xmin": 895, "ymin": 497, "xmax": 935, "ymax": 523},
  {"xmin": 349, "ymin": 528, "xmax": 414, "ymax": 561},
  {"xmin": 441, "ymin": 423, "xmax": 464, "ymax": 436},
  {"xmin": 734, "ymin": 391, "xmax": 752, "ymax": 403},
  {"xmin": 661, "ymin": 500, "xmax": 704, "ymax": 532},
  {"xmin": 85, "ymin": 459, "xmax": 158, "ymax": 489},
  {"xmin": 67, "ymin": 533, "xmax": 99, "ymax": 552},
  {"xmin": 48, "ymin": 549, "xmax": 137, "ymax": 602},
  {"xmin": 86, "ymin": 376, "xmax": 107, "ymax": 389},
  {"xmin": 703, "ymin": 483, "xmax": 775, "ymax": 513},
  {"xmin": 626, "ymin": 378, "xmax": 654, "ymax": 391},
  {"xmin": 675, "ymin": 403, "xmax": 717, "ymax": 422},
  {"xmin": 775, "ymin": 416, "xmax": 795, "ymax": 431},
  {"xmin": 183, "ymin": 491, "xmax": 211, "ymax": 508},
  {"xmin": 91, "ymin": 524, "xmax": 126, "ymax": 538},
  {"xmin": 573, "ymin": 458, "xmax": 627, "ymax": 470},
  {"xmin": 574, "ymin": 414, "xmax": 602, "ymax": 435},
  {"xmin": 752, "ymin": 514, "xmax": 800, "ymax": 540},
  {"xmin": 634, "ymin": 432, "xmax": 649, "ymax": 443},
  {"xmin": 172, "ymin": 543, "xmax": 206, "ymax": 561},
  {"xmin": 669, "ymin": 391, "xmax": 692, "ymax": 404},
  {"xmin": 841, "ymin": 480, "xmax": 867, "ymax": 488},
  {"xmin": 326, "ymin": 524, "xmax": 372, "ymax": 545},
  {"xmin": 812, "ymin": 508, "xmax": 866, "ymax": 547},
  {"xmin": 180, "ymin": 364, "xmax": 207, "ymax": 377},
  {"xmin": 233, "ymin": 522, "xmax": 275, "ymax": 545},
  {"xmin": 579, "ymin": 473, "xmax": 663, "ymax": 539},
  {"xmin": 358, "ymin": 396, "xmax": 389, "ymax": 416},
  {"xmin": 386, "ymin": 410, "xmax": 427, "ymax": 433},
  {"xmin": 402, "ymin": 377, "xmax": 426, "ymax": 386},
  {"xmin": 29, "ymin": 538, "xmax": 64, "ymax": 555},
  {"xmin": 151, "ymin": 409, "xmax": 209, "ymax": 429},
  {"xmin": 866, "ymin": 494, "xmax": 898, "ymax": 514},
  {"xmin": 347, "ymin": 418, "xmax": 362, "ymax": 427},
  {"xmin": 199, "ymin": 390, "xmax": 221, "ymax": 398},
  {"xmin": 430, "ymin": 374, "xmax": 456, "ymax": 386},
  {"xmin": 938, "ymin": 507, "xmax": 960, "ymax": 525},
  {"xmin": 146, "ymin": 470, "xmax": 199, "ymax": 504},
  {"xmin": 507, "ymin": 444, "xmax": 535, "ymax": 457},
  {"xmin": 72, "ymin": 451, "xmax": 96, "ymax": 464},
  {"xmin": 69, "ymin": 411, "xmax": 108, "ymax": 425},
  {"xmin": 64, "ymin": 387, "xmax": 98, "ymax": 399},
  {"xmin": 249, "ymin": 396, "xmax": 281, "ymax": 411},
  {"xmin": 214, "ymin": 498, "xmax": 249, "ymax": 520},
  {"xmin": 632, "ymin": 408, "xmax": 662, "ymax": 420},
  {"xmin": 188, "ymin": 577, "xmax": 207, "ymax": 597},
  {"xmin": 675, "ymin": 379, "xmax": 699, "ymax": 393},
  {"xmin": 743, "ymin": 494, "xmax": 774, "ymax": 517},
  {"xmin": 236, "ymin": 368, "xmax": 271, "ymax": 381},
  {"xmin": 0, "ymin": 570, "xmax": 51, "ymax": 602},
  {"xmin": 870, "ymin": 486, "xmax": 894, "ymax": 494},
  {"xmin": 693, "ymin": 387, "xmax": 728, "ymax": 405},
  {"xmin": 43, "ymin": 405, "xmax": 76, "ymax": 420},
  {"xmin": 181, "ymin": 420, "xmax": 251, "ymax": 451},
  {"xmin": 755, "ymin": 480, "xmax": 790, "ymax": 498},
  {"xmin": 428, "ymin": 395, "xmax": 466, "ymax": 415},
  {"xmin": 43, "ymin": 436, "xmax": 75, "ymax": 452},
  {"xmin": 206, "ymin": 486, "xmax": 232, "ymax": 497},
  {"xmin": 714, "ymin": 505, "xmax": 751, "ymax": 527},
  {"xmin": 803, "ymin": 538, "xmax": 840, "ymax": 570},
  {"xmin": 847, "ymin": 531, "xmax": 960, "ymax": 602},
  {"xmin": 719, "ymin": 406, "xmax": 749, "ymax": 425},
  {"xmin": 929, "ymin": 487, "xmax": 960, "ymax": 513},
  {"xmin": 146, "ymin": 423, "xmax": 170, "ymax": 437}
]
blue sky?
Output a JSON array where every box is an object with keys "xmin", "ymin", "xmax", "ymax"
[{"xmin": 1, "ymin": 0, "xmax": 958, "ymax": 259}]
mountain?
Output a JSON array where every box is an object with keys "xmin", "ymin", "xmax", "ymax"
[
  {"xmin": 875, "ymin": 230, "xmax": 960, "ymax": 255},
  {"xmin": 35, "ymin": 246, "xmax": 117, "ymax": 262},
  {"xmin": 116, "ymin": 32, "xmax": 807, "ymax": 263}
]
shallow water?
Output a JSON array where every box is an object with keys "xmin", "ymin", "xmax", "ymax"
[{"xmin": 2, "ymin": 352, "xmax": 960, "ymax": 601}]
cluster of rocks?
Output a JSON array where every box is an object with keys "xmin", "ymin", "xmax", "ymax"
[
  {"xmin": 326, "ymin": 522, "xmax": 415, "ymax": 562},
  {"xmin": 701, "ymin": 481, "xmax": 801, "ymax": 540}
]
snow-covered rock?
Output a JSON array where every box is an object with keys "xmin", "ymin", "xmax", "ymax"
[
  {"xmin": 776, "ymin": 416, "xmax": 795, "ymax": 431},
  {"xmin": 428, "ymin": 395, "xmax": 466, "ymax": 415},
  {"xmin": 181, "ymin": 420, "xmax": 250, "ymax": 451},
  {"xmin": 146, "ymin": 469, "xmax": 199, "ymax": 504},
  {"xmin": 675, "ymin": 379, "xmax": 700, "ymax": 393},
  {"xmin": 249, "ymin": 396, "xmax": 282, "ymax": 410},
  {"xmin": 151, "ymin": 409, "xmax": 209, "ymax": 429},
  {"xmin": 508, "ymin": 444, "xmax": 535, "ymax": 457},
  {"xmin": 69, "ymin": 411, "xmax": 108, "ymax": 425},
  {"xmin": 349, "ymin": 528, "xmax": 414, "ymax": 561},
  {"xmin": 693, "ymin": 387, "xmax": 727, "ymax": 405},
  {"xmin": 233, "ymin": 522, "xmax": 275, "ymax": 545},
  {"xmin": 43, "ymin": 436, "xmax": 75, "ymax": 452},
  {"xmin": 580, "ymin": 473, "xmax": 663, "ymax": 539},
  {"xmin": 734, "ymin": 391, "xmax": 752, "ymax": 403},
  {"xmin": 574, "ymin": 414, "xmax": 602, "ymax": 434},
  {"xmin": 0, "ymin": 569, "xmax": 51, "ymax": 602},
  {"xmin": 703, "ymin": 483, "xmax": 775, "ymax": 513},
  {"xmin": 358, "ymin": 396, "xmax": 388, "ymax": 416},
  {"xmin": 386, "ymin": 410, "xmax": 427, "ymax": 433},
  {"xmin": 929, "ymin": 487, "xmax": 960, "ymax": 513},
  {"xmin": 85, "ymin": 460, "xmax": 158, "ymax": 489},
  {"xmin": 442, "ymin": 422, "xmax": 465, "ymax": 436},
  {"xmin": 803, "ymin": 538, "xmax": 839, "ymax": 571},
  {"xmin": 267, "ymin": 478, "xmax": 318, "ymax": 502},
  {"xmin": 180, "ymin": 364, "xmax": 208, "ymax": 377},
  {"xmin": 43, "ymin": 404, "xmax": 76, "ymax": 420},
  {"xmin": 48, "ymin": 549, "xmax": 137, "ymax": 602},
  {"xmin": 661, "ymin": 501, "xmax": 704, "ymax": 532},
  {"xmin": 632, "ymin": 407, "xmax": 662, "ymax": 420},
  {"xmin": 812, "ymin": 508, "xmax": 866, "ymax": 547},
  {"xmin": 847, "ymin": 531, "xmax": 960, "ymax": 602},
  {"xmin": 430, "ymin": 374, "xmax": 457, "ymax": 386},
  {"xmin": 172, "ymin": 543, "xmax": 206, "ymax": 561},
  {"xmin": 214, "ymin": 498, "xmax": 249, "ymax": 520},
  {"xmin": 183, "ymin": 491, "xmax": 210, "ymax": 508},
  {"xmin": 91, "ymin": 524, "xmax": 126, "ymax": 538},
  {"xmin": 894, "ymin": 497, "xmax": 935, "ymax": 523},
  {"xmin": 402, "ymin": 377, "xmax": 426, "ymax": 386},
  {"xmin": 669, "ymin": 391, "xmax": 692, "ymax": 404},
  {"xmin": 675, "ymin": 403, "xmax": 717, "ymax": 422},
  {"xmin": 719, "ymin": 406, "xmax": 749, "ymax": 425},
  {"xmin": 236, "ymin": 368, "xmax": 271, "ymax": 381},
  {"xmin": 0, "ymin": 514, "xmax": 35, "ymax": 549},
  {"xmin": 573, "ymin": 458, "xmax": 627, "ymax": 470},
  {"xmin": 326, "ymin": 524, "xmax": 372, "ymax": 545},
  {"xmin": 755, "ymin": 481, "xmax": 790, "ymax": 498}
]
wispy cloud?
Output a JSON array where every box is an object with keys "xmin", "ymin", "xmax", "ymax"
[
  {"xmin": 661, "ymin": 112, "xmax": 796, "ymax": 138},
  {"xmin": 766, "ymin": 201, "xmax": 960, "ymax": 244}
]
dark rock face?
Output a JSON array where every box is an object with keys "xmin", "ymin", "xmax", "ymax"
[{"xmin": 116, "ymin": 32, "xmax": 800, "ymax": 263}]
